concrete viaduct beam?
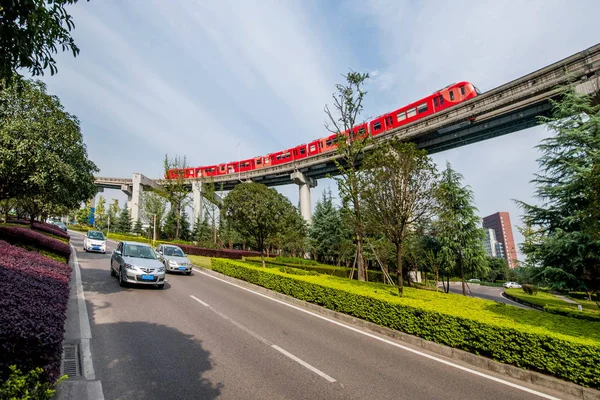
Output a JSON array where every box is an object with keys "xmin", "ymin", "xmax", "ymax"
[{"xmin": 291, "ymin": 171, "xmax": 317, "ymax": 224}]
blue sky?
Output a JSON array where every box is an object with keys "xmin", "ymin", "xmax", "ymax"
[{"xmin": 39, "ymin": 0, "xmax": 600, "ymax": 255}]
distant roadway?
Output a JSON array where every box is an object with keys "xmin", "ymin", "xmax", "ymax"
[
  {"xmin": 441, "ymin": 282, "xmax": 533, "ymax": 309},
  {"xmin": 69, "ymin": 232, "xmax": 563, "ymax": 400}
]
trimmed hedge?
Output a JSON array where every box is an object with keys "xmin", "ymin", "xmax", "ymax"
[
  {"xmin": 177, "ymin": 244, "xmax": 261, "ymax": 259},
  {"xmin": 544, "ymin": 306, "xmax": 600, "ymax": 322},
  {"xmin": 210, "ymin": 259, "xmax": 600, "ymax": 388},
  {"xmin": 245, "ymin": 257, "xmax": 397, "ymax": 283},
  {"xmin": 32, "ymin": 222, "xmax": 69, "ymax": 240},
  {"xmin": 0, "ymin": 241, "xmax": 71, "ymax": 384},
  {"xmin": 0, "ymin": 226, "xmax": 71, "ymax": 262}
]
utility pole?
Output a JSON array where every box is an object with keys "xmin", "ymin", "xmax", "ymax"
[{"xmin": 153, "ymin": 214, "xmax": 157, "ymax": 246}]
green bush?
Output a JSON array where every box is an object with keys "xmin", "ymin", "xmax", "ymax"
[
  {"xmin": 68, "ymin": 224, "xmax": 89, "ymax": 232},
  {"xmin": 274, "ymin": 256, "xmax": 319, "ymax": 265},
  {"xmin": 211, "ymin": 259, "xmax": 600, "ymax": 389},
  {"xmin": 544, "ymin": 306, "xmax": 600, "ymax": 322},
  {"xmin": 522, "ymin": 284, "xmax": 538, "ymax": 295},
  {"xmin": 0, "ymin": 365, "xmax": 66, "ymax": 400}
]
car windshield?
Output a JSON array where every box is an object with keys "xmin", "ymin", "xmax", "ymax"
[
  {"xmin": 123, "ymin": 244, "xmax": 157, "ymax": 259},
  {"xmin": 164, "ymin": 246, "xmax": 184, "ymax": 257},
  {"xmin": 88, "ymin": 231, "xmax": 105, "ymax": 240}
]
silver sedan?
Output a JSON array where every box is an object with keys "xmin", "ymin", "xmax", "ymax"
[{"xmin": 156, "ymin": 244, "xmax": 193, "ymax": 275}]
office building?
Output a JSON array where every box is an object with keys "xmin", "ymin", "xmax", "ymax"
[{"xmin": 482, "ymin": 212, "xmax": 518, "ymax": 268}]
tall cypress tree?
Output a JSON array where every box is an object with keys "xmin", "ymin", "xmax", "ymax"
[
  {"xmin": 435, "ymin": 162, "xmax": 488, "ymax": 295},
  {"xmin": 516, "ymin": 85, "xmax": 600, "ymax": 299}
]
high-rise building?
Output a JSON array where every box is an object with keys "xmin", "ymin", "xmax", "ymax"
[{"xmin": 482, "ymin": 212, "xmax": 518, "ymax": 268}]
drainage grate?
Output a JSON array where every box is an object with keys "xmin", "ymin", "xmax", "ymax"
[{"xmin": 61, "ymin": 343, "xmax": 81, "ymax": 378}]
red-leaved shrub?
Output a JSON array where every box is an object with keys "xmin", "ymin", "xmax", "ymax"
[
  {"xmin": 32, "ymin": 222, "xmax": 70, "ymax": 240},
  {"xmin": 0, "ymin": 226, "xmax": 71, "ymax": 261},
  {"xmin": 176, "ymin": 244, "xmax": 261, "ymax": 259},
  {"xmin": 0, "ymin": 240, "xmax": 71, "ymax": 383}
]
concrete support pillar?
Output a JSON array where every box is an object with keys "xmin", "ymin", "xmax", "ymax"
[
  {"xmin": 88, "ymin": 194, "xmax": 96, "ymax": 226},
  {"xmin": 291, "ymin": 171, "xmax": 317, "ymax": 225},
  {"xmin": 130, "ymin": 173, "xmax": 144, "ymax": 223},
  {"xmin": 192, "ymin": 181, "xmax": 203, "ymax": 225}
]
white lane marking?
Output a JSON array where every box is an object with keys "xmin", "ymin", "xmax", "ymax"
[
  {"xmin": 189, "ymin": 293, "xmax": 336, "ymax": 382},
  {"xmin": 272, "ymin": 345, "xmax": 337, "ymax": 383},
  {"xmin": 190, "ymin": 295, "xmax": 210, "ymax": 307},
  {"xmin": 192, "ymin": 268, "xmax": 561, "ymax": 400}
]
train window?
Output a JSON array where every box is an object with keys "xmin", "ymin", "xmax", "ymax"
[
  {"xmin": 373, "ymin": 122, "xmax": 382, "ymax": 131},
  {"xmin": 439, "ymin": 95, "xmax": 444, "ymax": 105},
  {"xmin": 407, "ymin": 108, "xmax": 417, "ymax": 118},
  {"xmin": 385, "ymin": 117, "xmax": 393, "ymax": 126},
  {"xmin": 460, "ymin": 86, "xmax": 465, "ymax": 96},
  {"xmin": 397, "ymin": 112, "xmax": 406, "ymax": 121},
  {"xmin": 326, "ymin": 139, "xmax": 332, "ymax": 146},
  {"xmin": 358, "ymin": 128, "xmax": 366, "ymax": 135},
  {"xmin": 417, "ymin": 103, "xmax": 428, "ymax": 114},
  {"xmin": 276, "ymin": 155, "xmax": 281, "ymax": 160},
  {"xmin": 449, "ymin": 90, "xmax": 454, "ymax": 101},
  {"xmin": 300, "ymin": 148, "xmax": 306, "ymax": 154},
  {"xmin": 433, "ymin": 97, "xmax": 439, "ymax": 107},
  {"xmin": 256, "ymin": 159, "xmax": 261, "ymax": 165},
  {"xmin": 309, "ymin": 145, "xmax": 316, "ymax": 152}
]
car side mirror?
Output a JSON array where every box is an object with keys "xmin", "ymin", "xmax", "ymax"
[{"xmin": 114, "ymin": 250, "xmax": 121, "ymax": 256}]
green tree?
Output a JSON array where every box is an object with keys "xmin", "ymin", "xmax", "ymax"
[
  {"xmin": 76, "ymin": 205, "xmax": 88, "ymax": 225},
  {"xmin": 133, "ymin": 219, "xmax": 143, "ymax": 236},
  {"xmin": 0, "ymin": 79, "xmax": 98, "ymax": 219},
  {"xmin": 115, "ymin": 205, "xmax": 132, "ymax": 234},
  {"xmin": 192, "ymin": 214, "xmax": 212, "ymax": 245},
  {"xmin": 222, "ymin": 182, "xmax": 290, "ymax": 265},
  {"xmin": 106, "ymin": 199, "xmax": 119, "ymax": 233},
  {"xmin": 200, "ymin": 178, "xmax": 222, "ymax": 245},
  {"xmin": 279, "ymin": 206, "xmax": 308, "ymax": 257},
  {"xmin": 160, "ymin": 155, "xmax": 190, "ymax": 241},
  {"xmin": 140, "ymin": 190, "xmax": 167, "ymax": 241},
  {"xmin": 0, "ymin": 0, "xmax": 88, "ymax": 85},
  {"xmin": 516, "ymin": 85, "xmax": 600, "ymax": 300},
  {"xmin": 309, "ymin": 189, "xmax": 348, "ymax": 264},
  {"xmin": 361, "ymin": 139, "xmax": 439, "ymax": 295},
  {"xmin": 324, "ymin": 71, "xmax": 371, "ymax": 281},
  {"xmin": 486, "ymin": 257, "xmax": 508, "ymax": 282},
  {"xmin": 94, "ymin": 196, "xmax": 107, "ymax": 230},
  {"xmin": 435, "ymin": 162, "xmax": 488, "ymax": 295}
]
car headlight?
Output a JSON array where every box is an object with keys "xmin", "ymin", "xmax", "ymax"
[
  {"xmin": 158, "ymin": 267, "xmax": 165, "ymax": 272},
  {"xmin": 168, "ymin": 260, "xmax": 178, "ymax": 266},
  {"xmin": 124, "ymin": 263, "xmax": 136, "ymax": 270}
]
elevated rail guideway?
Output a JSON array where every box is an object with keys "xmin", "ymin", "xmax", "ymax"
[{"xmin": 95, "ymin": 43, "xmax": 600, "ymax": 223}]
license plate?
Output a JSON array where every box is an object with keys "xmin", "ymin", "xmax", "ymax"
[
  {"xmin": 93, "ymin": 246, "xmax": 100, "ymax": 250},
  {"xmin": 178, "ymin": 267, "xmax": 187, "ymax": 270},
  {"xmin": 141, "ymin": 274, "xmax": 154, "ymax": 281}
]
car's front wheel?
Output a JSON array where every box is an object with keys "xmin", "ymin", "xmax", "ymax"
[
  {"xmin": 110, "ymin": 265, "xmax": 116, "ymax": 277},
  {"xmin": 157, "ymin": 284, "xmax": 165, "ymax": 289},
  {"xmin": 118, "ymin": 267, "xmax": 127, "ymax": 287}
]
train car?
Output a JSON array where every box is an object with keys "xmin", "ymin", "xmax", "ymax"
[{"xmin": 167, "ymin": 81, "xmax": 481, "ymax": 180}]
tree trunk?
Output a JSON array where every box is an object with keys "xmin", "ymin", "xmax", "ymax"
[
  {"xmin": 356, "ymin": 237, "xmax": 366, "ymax": 281},
  {"xmin": 459, "ymin": 251, "xmax": 466, "ymax": 296},
  {"xmin": 434, "ymin": 266, "xmax": 439, "ymax": 292},
  {"xmin": 396, "ymin": 241, "xmax": 404, "ymax": 296}
]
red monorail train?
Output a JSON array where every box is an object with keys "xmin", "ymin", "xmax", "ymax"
[{"xmin": 167, "ymin": 81, "xmax": 481, "ymax": 180}]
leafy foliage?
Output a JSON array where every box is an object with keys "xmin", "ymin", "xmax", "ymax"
[
  {"xmin": 324, "ymin": 71, "xmax": 371, "ymax": 280},
  {"xmin": 0, "ymin": 225, "xmax": 70, "ymax": 261},
  {"xmin": 160, "ymin": 155, "xmax": 190, "ymax": 241},
  {"xmin": 0, "ymin": 79, "xmax": 98, "ymax": 214},
  {"xmin": 222, "ymin": 182, "xmax": 292, "ymax": 263},
  {"xmin": 0, "ymin": 365, "xmax": 66, "ymax": 400},
  {"xmin": 140, "ymin": 190, "xmax": 167, "ymax": 240},
  {"xmin": 212, "ymin": 258, "xmax": 600, "ymax": 388},
  {"xmin": 94, "ymin": 196, "xmax": 107, "ymax": 231},
  {"xmin": 0, "ymin": 240, "xmax": 71, "ymax": 384},
  {"xmin": 434, "ymin": 163, "xmax": 488, "ymax": 294},
  {"xmin": 178, "ymin": 244, "xmax": 260, "ymax": 259},
  {"xmin": 0, "ymin": 0, "xmax": 88, "ymax": 83},
  {"xmin": 516, "ymin": 85, "xmax": 600, "ymax": 300},
  {"xmin": 114, "ymin": 205, "xmax": 132, "ymax": 234},
  {"xmin": 309, "ymin": 189, "xmax": 353, "ymax": 265},
  {"xmin": 361, "ymin": 139, "xmax": 438, "ymax": 295}
]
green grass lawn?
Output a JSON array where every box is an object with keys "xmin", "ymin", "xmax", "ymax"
[{"xmin": 189, "ymin": 255, "xmax": 212, "ymax": 269}]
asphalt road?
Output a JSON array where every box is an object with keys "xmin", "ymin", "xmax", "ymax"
[
  {"xmin": 441, "ymin": 282, "xmax": 532, "ymax": 309},
  {"xmin": 70, "ymin": 233, "xmax": 565, "ymax": 400}
]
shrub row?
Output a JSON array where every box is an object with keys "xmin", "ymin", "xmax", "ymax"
[
  {"xmin": 210, "ymin": 259, "xmax": 600, "ymax": 388},
  {"xmin": 567, "ymin": 292, "xmax": 599, "ymax": 302},
  {"xmin": 245, "ymin": 257, "xmax": 397, "ymax": 283},
  {"xmin": 0, "ymin": 241, "xmax": 71, "ymax": 384},
  {"xmin": 178, "ymin": 244, "xmax": 261, "ymax": 259},
  {"xmin": 274, "ymin": 256, "xmax": 319, "ymax": 266},
  {"xmin": 31, "ymin": 222, "xmax": 70, "ymax": 240},
  {"xmin": 544, "ymin": 306, "xmax": 600, "ymax": 322},
  {"xmin": 0, "ymin": 226, "xmax": 71, "ymax": 262}
]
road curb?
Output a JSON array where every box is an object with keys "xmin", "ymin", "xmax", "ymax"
[
  {"xmin": 502, "ymin": 291, "xmax": 545, "ymax": 310},
  {"xmin": 195, "ymin": 266, "xmax": 600, "ymax": 400},
  {"xmin": 54, "ymin": 241, "xmax": 104, "ymax": 400}
]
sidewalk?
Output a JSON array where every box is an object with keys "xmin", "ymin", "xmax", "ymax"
[{"xmin": 53, "ymin": 245, "xmax": 104, "ymax": 400}]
